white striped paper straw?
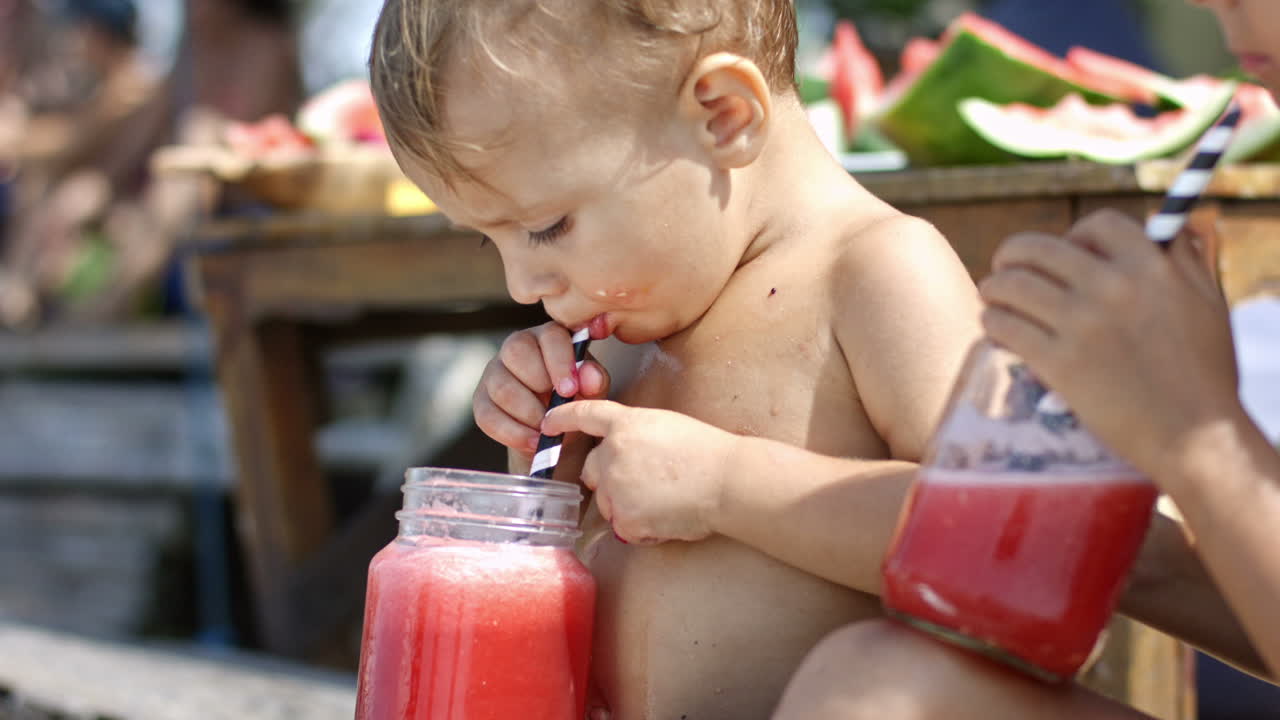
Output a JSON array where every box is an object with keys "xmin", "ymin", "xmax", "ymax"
[
  {"xmin": 530, "ymin": 327, "xmax": 592, "ymax": 479},
  {"xmin": 1145, "ymin": 102, "xmax": 1242, "ymax": 246}
]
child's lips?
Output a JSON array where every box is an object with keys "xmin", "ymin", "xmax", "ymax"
[
  {"xmin": 587, "ymin": 313, "xmax": 613, "ymax": 340},
  {"xmin": 1237, "ymin": 52, "xmax": 1274, "ymax": 75}
]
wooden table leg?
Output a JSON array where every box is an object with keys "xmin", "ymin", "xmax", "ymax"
[{"xmin": 193, "ymin": 252, "xmax": 336, "ymax": 657}]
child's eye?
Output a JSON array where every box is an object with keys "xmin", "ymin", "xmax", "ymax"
[{"xmin": 527, "ymin": 217, "xmax": 571, "ymax": 247}]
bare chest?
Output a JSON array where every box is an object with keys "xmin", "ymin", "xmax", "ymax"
[{"xmin": 615, "ymin": 282, "xmax": 885, "ymax": 459}]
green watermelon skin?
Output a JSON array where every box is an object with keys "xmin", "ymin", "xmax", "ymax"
[{"xmin": 877, "ymin": 30, "xmax": 1116, "ymax": 166}]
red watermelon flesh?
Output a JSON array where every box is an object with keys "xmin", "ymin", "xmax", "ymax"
[
  {"xmin": 958, "ymin": 79, "xmax": 1238, "ymax": 165},
  {"xmin": 989, "ymin": 94, "xmax": 1187, "ymax": 141},
  {"xmin": 828, "ymin": 19, "xmax": 884, "ymax": 142},
  {"xmin": 901, "ymin": 37, "xmax": 941, "ymax": 75},
  {"xmin": 297, "ymin": 80, "xmax": 387, "ymax": 146}
]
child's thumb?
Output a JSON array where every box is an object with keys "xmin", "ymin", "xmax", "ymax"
[{"xmin": 579, "ymin": 356, "xmax": 611, "ymax": 399}]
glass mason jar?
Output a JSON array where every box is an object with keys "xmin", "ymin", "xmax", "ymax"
[
  {"xmin": 355, "ymin": 468, "xmax": 597, "ymax": 720},
  {"xmin": 881, "ymin": 341, "xmax": 1158, "ymax": 682}
]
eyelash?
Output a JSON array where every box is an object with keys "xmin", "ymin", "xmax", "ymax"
[{"xmin": 527, "ymin": 217, "xmax": 570, "ymax": 247}]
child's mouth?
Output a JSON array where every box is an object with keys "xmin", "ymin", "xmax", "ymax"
[{"xmin": 587, "ymin": 314, "xmax": 613, "ymax": 340}]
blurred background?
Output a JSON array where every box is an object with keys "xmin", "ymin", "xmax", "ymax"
[{"xmin": 0, "ymin": 0, "xmax": 1276, "ymax": 718}]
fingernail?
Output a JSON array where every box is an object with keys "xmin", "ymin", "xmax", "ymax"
[{"xmin": 557, "ymin": 377, "xmax": 577, "ymax": 397}]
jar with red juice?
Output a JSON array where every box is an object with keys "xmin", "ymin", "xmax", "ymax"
[
  {"xmin": 881, "ymin": 341, "xmax": 1158, "ymax": 682},
  {"xmin": 355, "ymin": 468, "xmax": 597, "ymax": 720}
]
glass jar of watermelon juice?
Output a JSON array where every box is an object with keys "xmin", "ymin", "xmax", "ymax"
[
  {"xmin": 355, "ymin": 468, "xmax": 596, "ymax": 720},
  {"xmin": 881, "ymin": 341, "xmax": 1157, "ymax": 682}
]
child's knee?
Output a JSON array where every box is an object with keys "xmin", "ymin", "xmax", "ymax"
[{"xmin": 773, "ymin": 620, "xmax": 938, "ymax": 720}]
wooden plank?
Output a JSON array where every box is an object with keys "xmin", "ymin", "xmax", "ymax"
[
  {"xmin": 0, "ymin": 380, "xmax": 230, "ymax": 488},
  {"xmin": 899, "ymin": 197, "xmax": 1074, "ymax": 280},
  {"xmin": 189, "ymin": 233, "xmax": 512, "ymax": 322},
  {"xmin": 1137, "ymin": 160, "xmax": 1280, "ymax": 198},
  {"xmin": 1215, "ymin": 205, "xmax": 1280, "ymax": 306},
  {"xmin": 0, "ymin": 622, "xmax": 355, "ymax": 720},
  {"xmin": 187, "ymin": 211, "xmax": 454, "ymax": 247},
  {"xmin": 860, "ymin": 162, "xmax": 1145, "ymax": 205},
  {"xmin": 0, "ymin": 322, "xmax": 206, "ymax": 373}
]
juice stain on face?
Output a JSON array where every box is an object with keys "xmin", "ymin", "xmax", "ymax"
[{"xmin": 592, "ymin": 286, "xmax": 646, "ymax": 306}]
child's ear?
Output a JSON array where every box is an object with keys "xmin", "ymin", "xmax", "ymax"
[{"xmin": 677, "ymin": 53, "xmax": 771, "ymax": 169}]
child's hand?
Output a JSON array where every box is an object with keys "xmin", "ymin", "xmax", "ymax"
[
  {"xmin": 473, "ymin": 322, "xmax": 611, "ymax": 458},
  {"xmin": 979, "ymin": 210, "xmax": 1239, "ymax": 477},
  {"xmin": 541, "ymin": 400, "xmax": 738, "ymax": 544}
]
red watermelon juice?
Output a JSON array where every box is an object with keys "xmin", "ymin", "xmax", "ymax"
[
  {"xmin": 882, "ymin": 468, "xmax": 1156, "ymax": 681},
  {"xmin": 355, "ymin": 468, "xmax": 596, "ymax": 720}
]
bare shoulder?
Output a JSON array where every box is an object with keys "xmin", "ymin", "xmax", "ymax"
[
  {"xmin": 830, "ymin": 212, "xmax": 983, "ymax": 459},
  {"xmin": 832, "ymin": 213, "xmax": 968, "ymax": 298}
]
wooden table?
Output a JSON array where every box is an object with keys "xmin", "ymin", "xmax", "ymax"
[
  {"xmin": 184, "ymin": 213, "xmax": 549, "ymax": 663},
  {"xmin": 185, "ymin": 161, "xmax": 1280, "ymax": 713}
]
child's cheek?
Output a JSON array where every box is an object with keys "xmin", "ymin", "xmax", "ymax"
[{"xmin": 592, "ymin": 286, "xmax": 649, "ymax": 307}]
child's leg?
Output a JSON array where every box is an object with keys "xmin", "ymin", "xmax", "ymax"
[{"xmin": 773, "ymin": 620, "xmax": 1152, "ymax": 720}]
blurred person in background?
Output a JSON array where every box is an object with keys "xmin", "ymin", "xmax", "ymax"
[{"xmin": 0, "ymin": 0, "xmax": 303, "ymax": 329}]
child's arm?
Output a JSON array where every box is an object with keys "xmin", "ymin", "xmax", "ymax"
[
  {"xmin": 544, "ymin": 400, "xmax": 1274, "ymax": 680},
  {"xmin": 982, "ymin": 212, "xmax": 1280, "ymax": 678},
  {"xmin": 830, "ymin": 216, "xmax": 983, "ymax": 461}
]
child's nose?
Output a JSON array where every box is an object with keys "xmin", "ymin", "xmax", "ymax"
[{"xmin": 504, "ymin": 263, "xmax": 562, "ymax": 305}]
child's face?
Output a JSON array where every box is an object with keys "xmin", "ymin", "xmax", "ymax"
[
  {"xmin": 399, "ymin": 62, "xmax": 749, "ymax": 345},
  {"xmin": 1191, "ymin": 0, "xmax": 1280, "ymax": 93}
]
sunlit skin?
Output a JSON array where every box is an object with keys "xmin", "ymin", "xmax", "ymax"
[
  {"xmin": 397, "ymin": 34, "xmax": 984, "ymax": 720},
  {"xmin": 772, "ymin": 4, "xmax": 1280, "ymax": 719}
]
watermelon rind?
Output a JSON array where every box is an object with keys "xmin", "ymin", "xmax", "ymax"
[
  {"xmin": 876, "ymin": 30, "xmax": 1118, "ymax": 167},
  {"xmin": 798, "ymin": 74, "xmax": 831, "ymax": 106},
  {"xmin": 956, "ymin": 82, "xmax": 1237, "ymax": 165},
  {"xmin": 1225, "ymin": 114, "xmax": 1280, "ymax": 163}
]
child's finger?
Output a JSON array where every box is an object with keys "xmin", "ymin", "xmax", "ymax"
[
  {"xmin": 542, "ymin": 399, "xmax": 628, "ymax": 438},
  {"xmin": 473, "ymin": 392, "xmax": 540, "ymax": 454},
  {"xmin": 1064, "ymin": 209, "xmax": 1155, "ymax": 267},
  {"xmin": 533, "ymin": 323, "xmax": 581, "ymax": 397},
  {"xmin": 1170, "ymin": 231, "xmax": 1222, "ymax": 299},
  {"xmin": 992, "ymin": 232, "xmax": 1098, "ymax": 288},
  {"xmin": 978, "ymin": 266, "xmax": 1069, "ymax": 332},
  {"xmin": 498, "ymin": 331, "xmax": 555, "ymax": 395},
  {"xmin": 980, "ymin": 304, "xmax": 1054, "ymax": 358},
  {"xmin": 578, "ymin": 357, "xmax": 611, "ymax": 398},
  {"xmin": 480, "ymin": 363, "xmax": 553, "ymax": 429}
]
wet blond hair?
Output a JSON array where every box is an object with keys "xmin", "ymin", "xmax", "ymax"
[{"xmin": 369, "ymin": 0, "xmax": 798, "ymax": 185}]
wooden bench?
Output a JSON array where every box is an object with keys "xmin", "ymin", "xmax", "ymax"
[{"xmin": 0, "ymin": 622, "xmax": 354, "ymax": 720}]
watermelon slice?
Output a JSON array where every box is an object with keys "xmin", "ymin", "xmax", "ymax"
[
  {"xmin": 297, "ymin": 80, "xmax": 387, "ymax": 146},
  {"xmin": 826, "ymin": 20, "xmax": 884, "ymax": 145},
  {"xmin": 957, "ymin": 81, "xmax": 1237, "ymax": 165},
  {"xmin": 1062, "ymin": 46, "xmax": 1191, "ymax": 109},
  {"xmin": 1225, "ymin": 84, "xmax": 1280, "ymax": 163},
  {"xmin": 877, "ymin": 13, "xmax": 1121, "ymax": 166}
]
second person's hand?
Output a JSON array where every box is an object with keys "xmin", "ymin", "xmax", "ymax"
[{"xmin": 978, "ymin": 210, "xmax": 1241, "ymax": 478}]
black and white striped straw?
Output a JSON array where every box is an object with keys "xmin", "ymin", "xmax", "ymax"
[
  {"xmin": 1145, "ymin": 102, "xmax": 1242, "ymax": 246},
  {"xmin": 529, "ymin": 327, "xmax": 592, "ymax": 479}
]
